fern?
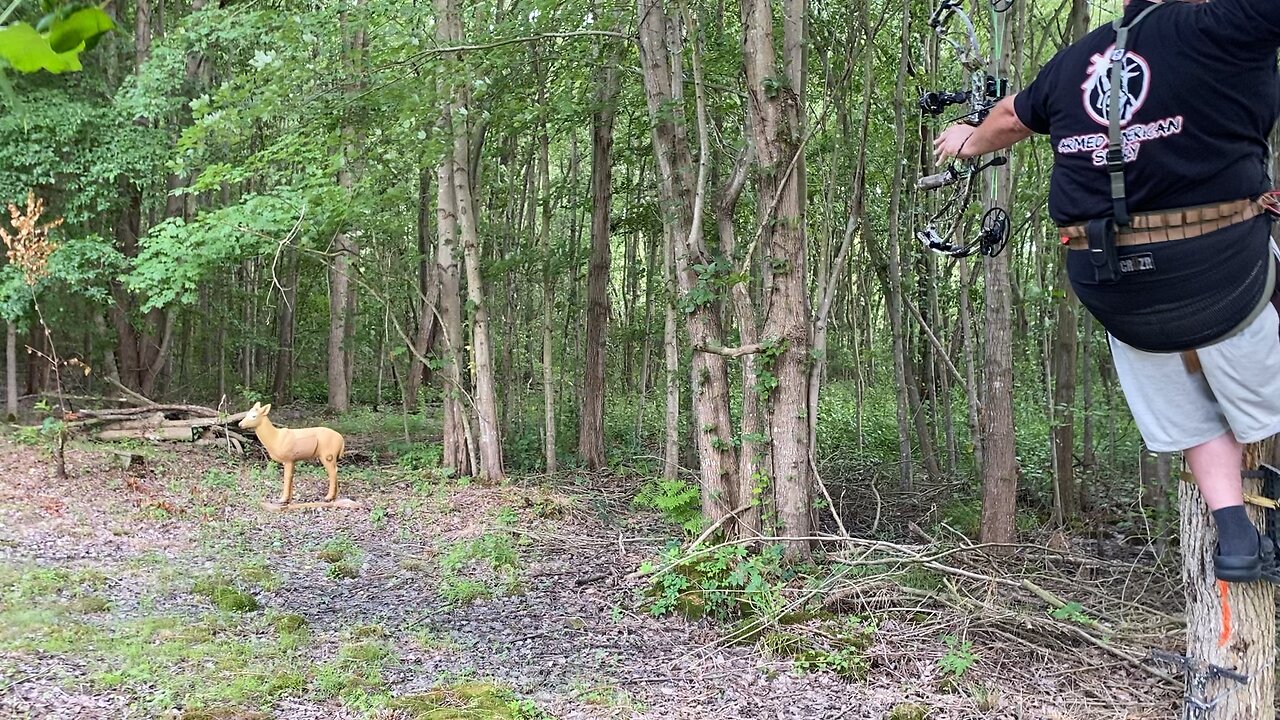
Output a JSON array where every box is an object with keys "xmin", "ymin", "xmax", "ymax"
[{"xmin": 633, "ymin": 478, "xmax": 703, "ymax": 534}]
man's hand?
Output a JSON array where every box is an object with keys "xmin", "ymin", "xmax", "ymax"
[{"xmin": 934, "ymin": 124, "xmax": 977, "ymax": 163}]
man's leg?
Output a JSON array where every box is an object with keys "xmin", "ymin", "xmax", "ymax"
[
  {"xmin": 1186, "ymin": 431, "xmax": 1264, "ymax": 578},
  {"xmin": 1184, "ymin": 430, "xmax": 1245, "ymax": 510}
]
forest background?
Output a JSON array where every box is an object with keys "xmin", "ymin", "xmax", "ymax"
[{"xmin": 0, "ymin": 0, "xmax": 1178, "ymax": 553}]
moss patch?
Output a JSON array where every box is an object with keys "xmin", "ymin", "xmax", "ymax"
[
  {"xmin": 193, "ymin": 577, "xmax": 261, "ymax": 613},
  {"xmin": 388, "ymin": 682, "xmax": 543, "ymax": 719},
  {"xmin": 887, "ymin": 703, "xmax": 931, "ymax": 720},
  {"xmin": 178, "ymin": 710, "xmax": 272, "ymax": 720}
]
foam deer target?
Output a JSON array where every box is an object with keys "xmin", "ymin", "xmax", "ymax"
[{"xmin": 238, "ymin": 403, "xmax": 346, "ymax": 506}]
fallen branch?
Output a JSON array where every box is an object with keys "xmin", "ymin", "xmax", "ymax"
[{"xmin": 693, "ymin": 343, "xmax": 765, "ymax": 358}]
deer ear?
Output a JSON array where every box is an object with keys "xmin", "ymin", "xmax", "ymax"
[{"xmin": 261, "ymin": 403, "xmax": 273, "ymax": 415}]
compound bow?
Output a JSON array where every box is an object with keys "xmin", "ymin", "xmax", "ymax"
[{"xmin": 915, "ymin": 0, "xmax": 1013, "ymax": 259}]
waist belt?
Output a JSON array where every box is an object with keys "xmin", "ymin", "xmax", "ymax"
[{"xmin": 1060, "ymin": 198, "xmax": 1264, "ymax": 249}]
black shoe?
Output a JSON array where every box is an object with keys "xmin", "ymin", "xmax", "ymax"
[
  {"xmin": 1213, "ymin": 532, "xmax": 1265, "ymax": 583},
  {"xmin": 1259, "ymin": 535, "xmax": 1280, "ymax": 586}
]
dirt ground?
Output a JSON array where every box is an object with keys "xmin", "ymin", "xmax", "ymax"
[{"xmin": 0, "ymin": 436, "xmax": 1179, "ymax": 719}]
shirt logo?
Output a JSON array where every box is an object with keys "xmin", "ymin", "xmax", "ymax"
[{"xmin": 1082, "ymin": 45, "xmax": 1151, "ymax": 127}]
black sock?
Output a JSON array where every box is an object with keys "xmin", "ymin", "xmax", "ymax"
[{"xmin": 1213, "ymin": 505, "xmax": 1259, "ymax": 556}]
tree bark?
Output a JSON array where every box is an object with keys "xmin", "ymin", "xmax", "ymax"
[
  {"xmin": 741, "ymin": 0, "xmax": 812, "ymax": 555},
  {"xmin": 979, "ymin": 6, "xmax": 1019, "ymax": 547},
  {"xmin": 5, "ymin": 321, "xmax": 16, "ymax": 420},
  {"xmin": 886, "ymin": 0, "xmax": 914, "ymax": 492},
  {"xmin": 437, "ymin": 158, "xmax": 472, "ymax": 477},
  {"xmin": 405, "ymin": 169, "xmax": 439, "ymax": 412},
  {"xmin": 1179, "ymin": 444, "xmax": 1275, "ymax": 718},
  {"xmin": 327, "ymin": 1, "xmax": 365, "ymax": 413},
  {"xmin": 443, "ymin": 0, "xmax": 504, "ymax": 482},
  {"xmin": 538, "ymin": 68, "xmax": 558, "ymax": 474},
  {"xmin": 661, "ymin": 226, "xmax": 681, "ymax": 482},
  {"xmin": 637, "ymin": 0, "xmax": 739, "ymax": 528},
  {"xmin": 579, "ymin": 53, "xmax": 621, "ymax": 471},
  {"xmin": 718, "ymin": 146, "xmax": 765, "ymax": 539},
  {"xmin": 272, "ymin": 247, "xmax": 298, "ymax": 405}
]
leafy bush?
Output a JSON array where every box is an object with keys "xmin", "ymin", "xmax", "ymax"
[
  {"xmin": 644, "ymin": 543, "xmax": 786, "ymax": 620},
  {"xmin": 396, "ymin": 443, "xmax": 443, "ymax": 471}
]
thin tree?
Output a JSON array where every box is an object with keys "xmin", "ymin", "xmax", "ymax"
[{"xmin": 579, "ymin": 49, "xmax": 622, "ymax": 471}]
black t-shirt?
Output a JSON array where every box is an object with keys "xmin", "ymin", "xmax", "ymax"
[{"xmin": 1014, "ymin": 0, "xmax": 1280, "ymax": 226}]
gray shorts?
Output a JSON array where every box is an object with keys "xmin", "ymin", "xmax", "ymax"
[{"xmin": 1110, "ymin": 302, "xmax": 1280, "ymax": 452}]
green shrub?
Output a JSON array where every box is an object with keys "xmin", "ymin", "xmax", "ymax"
[
  {"xmin": 397, "ymin": 444, "xmax": 443, "ymax": 471},
  {"xmin": 644, "ymin": 543, "xmax": 785, "ymax": 621}
]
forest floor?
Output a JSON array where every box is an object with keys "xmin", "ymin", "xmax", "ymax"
[{"xmin": 0, "ymin": 430, "xmax": 1183, "ymax": 720}]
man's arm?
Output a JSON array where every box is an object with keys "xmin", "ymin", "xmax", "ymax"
[{"xmin": 933, "ymin": 95, "xmax": 1034, "ymax": 164}]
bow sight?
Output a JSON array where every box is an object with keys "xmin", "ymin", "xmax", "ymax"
[{"xmin": 919, "ymin": 75, "xmax": 1007, "ymax": 124}]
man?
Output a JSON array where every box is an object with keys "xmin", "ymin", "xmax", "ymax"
[{"xmin": 935, "ymin": 0, "xmax": 1280, "ymax": 583}]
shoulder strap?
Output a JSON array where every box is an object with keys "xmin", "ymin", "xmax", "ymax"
[{"xmin": 1107, "ymin": 2, "xmax": 1173, "ymax": 227}]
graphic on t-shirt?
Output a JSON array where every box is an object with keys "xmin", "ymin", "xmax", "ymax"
[
  {"xmin": 1081, "ymin": 46, "xmax": 1150, "ymax": 127},
  {"xmin": 1054, "ymin": 43, "xmax": 1183, "ymax": 167}
]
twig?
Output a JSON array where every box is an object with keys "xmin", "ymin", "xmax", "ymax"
[
  {"xmin": 687, "ymin": 502, "xmax": 755, "ymax": 552},
  {"xmin": 102, "ymin": 376, "xmax": 157, "ymax": 407}
]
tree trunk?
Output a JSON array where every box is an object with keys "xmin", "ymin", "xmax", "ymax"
[
  {"xmin": 1179, "ymin": 443, "xmax": 1275, "ymax": 718},
  {"xmin": 272, "ymin": 248, "xmax": 298, "ymax": 405},
  {"xmin": 1051, "ymin": 276, "xmax": 1078, "ymax": 525},
  {"xmin": 327, "ymin": 2, "xmax": 364, "ymax": 413},
  {"xmin": 437, "ymin": 158, "xmax": 472, "ymax": 477},
  {"xmin": 886, "ymin": 0, "xmax": 914, "ymax": 492},
  {"xmin": 741, "ymin": 0, "xmax": 811, "ymax": 554},
  {"xmin": 979, "ymin": 7, "xmax": 1019, "ymax": 547},
  {"xmin": 405, "ymin": 169, "xmax": 439, "ymax": 412},
  {"xmin": 959, "ymin": 256, "xmax": 983, "ymax": 477},
  {"xmin": 719, "ymin": 147, "xmax": 765, "ymax": 539},
  {"xmin": 579, "ymin": 55, "xmax": 621, "ymax": 471},
  {"xmin": 538, "ymin": 71, "xmax": 558, "ymax": 474},
  {"xmin": 661, "ymin": 227, "xmax": 681, "ymax": 482},
  {"xmin": 5, "ymin": 321, "xmax": 16, "ymax": 420},
  {"xmin": 443, "ymin": 0, "xmax": 504, "ymax": 482},
  {"xmin": 637, "ymin": 0, "xmax": 739, "ymax": 527}
]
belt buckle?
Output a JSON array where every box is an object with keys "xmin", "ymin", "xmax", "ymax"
[{"xmin": 1260, "ymin": 191, "xmax": 1280, "ymax": 218}]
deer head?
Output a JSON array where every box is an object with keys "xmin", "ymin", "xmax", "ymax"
[{"xmin": 238, "ymin": 402, "xmax": 272, "ymax": 429}]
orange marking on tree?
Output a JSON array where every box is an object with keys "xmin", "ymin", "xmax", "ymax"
[{"xmin": 1217, "ymin": 580, "xmax": 1232, "ymax": 648}]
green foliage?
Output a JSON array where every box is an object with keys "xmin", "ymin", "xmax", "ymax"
[
  {"xmin": 201, "ymin": 469, "xmax": 239, "ymax": 490},
  {"xmin": 438, "ymin": 532, "xmax": 521, "ymax": 607},
  {"xmin": 441, "ymin": 533, "xmax": 519, "ymax": 574},
  {"xmin": 937, "ymin": 634, "xmax": 977, "ymax": 679},
  {"xmin": 633, "ymin": 478, "xmax": 703, "ymax": 535},
  {"xmin": 388, "ymin": 682, "xmax": 547, "ymax": 720},
  {"xmin": 316, "ymin": 534, "xmax": 362, "ymax": 579},
  {"xmin": 644, "ymin": 544, "xmax": 786, "ymax": 621},
  {"xmin": 1050, "ymin": 601, "xmax": 1093, "ymax": 625},
  {"xmin": 192, "ymin": 576, "xmax": 260, "ymax": 613},
  {"xmin": 439, "ymin": 577, "xmax": 492, "ymax": 607},
  {"xmin": 0, "ymin": 7, "xmax": 114, "ymax": 74},
  {"xmin": 124, "ymin": 193, "xmax": 308, "ymax": 312},
  {"xmin": 398, "ymin": 443, "xmax": 444, "ymax": 471}
]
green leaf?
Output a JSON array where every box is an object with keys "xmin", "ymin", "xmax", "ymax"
[
  {"xmin": 47, "ymin": 7, "xmax": 114, "ymax": 53},
  {"xmin": 0, "ymin": 22, "xmax": 81, "ymax": 73}
]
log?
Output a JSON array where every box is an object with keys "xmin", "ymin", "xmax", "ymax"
[
  {"xmin": 97, "ymin": 426, "xmax": 195, "ymax": 442},
  {"xmin": 76, "ymin": 404, "xmax": 229, "ymax": 420}
]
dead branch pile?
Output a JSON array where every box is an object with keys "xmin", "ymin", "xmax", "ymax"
[{"xmin": 66, "ymin": 403, "xmax": 251, "ymax": 453}]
